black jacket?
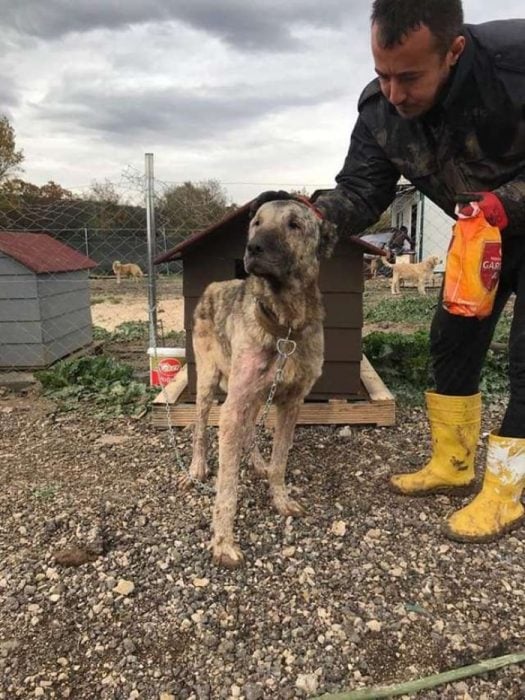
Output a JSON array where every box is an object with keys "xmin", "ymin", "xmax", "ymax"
[{"xmin": 314, "ymin": 20, "xmax": 525, "ymax": 240}]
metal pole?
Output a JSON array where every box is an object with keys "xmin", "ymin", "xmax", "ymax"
[
  {"xmin": 145, "ymin": 153, "xmax": 158, "ymax": 349},
  {"xmin": 84, "ymin": 227, "xmax": 89, "ymax": 258}
]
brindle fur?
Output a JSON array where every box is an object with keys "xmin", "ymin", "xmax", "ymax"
[{"xmin": 185, "ymin": 200, "xmax": 337, "ymax": 568}]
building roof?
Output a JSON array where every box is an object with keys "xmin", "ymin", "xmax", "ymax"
[
  {"xmin": 0, "ymin": 231, "xmax": 97, "ymax": 273},
  {"xmin": 155, "ymin": 201, "xmax": 385, "ymax": 263}
]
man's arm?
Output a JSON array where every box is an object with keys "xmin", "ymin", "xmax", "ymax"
[{"xmin": 312, "ymin": 115, "xmax": 400, "ymax": 236}]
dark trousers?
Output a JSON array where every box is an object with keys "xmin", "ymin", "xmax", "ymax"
[{"xmin": 430, "ymin": 239, "xmax": 525, "ymax": 438}]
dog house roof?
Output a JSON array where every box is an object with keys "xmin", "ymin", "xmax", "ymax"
[
  {"xmin": 155, "ymin": 201, "xmax": 386, "ymax": 264},
  {"xmin": 0, "ymin": 231, "xmax": 97, "ymax": 273}
]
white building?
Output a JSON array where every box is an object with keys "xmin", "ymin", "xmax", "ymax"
[{"xmin": 390, "ymin": 182, "xmax": 454, "ymax": 271}]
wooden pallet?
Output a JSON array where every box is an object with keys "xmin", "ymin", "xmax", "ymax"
[{"xmin": 151, "ymin": 356, "xmax": 395, "ymax": 428}]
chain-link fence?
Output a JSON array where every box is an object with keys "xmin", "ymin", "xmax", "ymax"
[{"xmin": 0, "ymin": 166, "xmax": 454, "ymax": 379}]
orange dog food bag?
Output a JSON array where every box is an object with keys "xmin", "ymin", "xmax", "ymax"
[{"xmin": 443, "ymin": 203, "xmax": 502, "ymax": 319}]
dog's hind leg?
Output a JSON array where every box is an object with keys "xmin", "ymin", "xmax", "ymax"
[
  {"xmin": 267, "ymin": 400, "xmax": 305, "ymax": 517},
  {"xmin": 244, "ymin": 406, "xmax": 269, "ymax": 477}
]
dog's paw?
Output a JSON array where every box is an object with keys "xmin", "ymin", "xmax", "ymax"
[
  {"xmin": 273, "ymin": 496, "xmax": 306, "ymax": 517},
  {"xmin": 212, "ymin": 542, "xmax": 244, "ymax": 569},
  {"xmin": 188, "ymin": 460, "xmax": 208, "ymax": 482}
]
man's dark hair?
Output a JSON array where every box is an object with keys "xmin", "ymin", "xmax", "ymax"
[{"xmin": 371, "ymin": 0, "xmax": 464, "ymax": 54}]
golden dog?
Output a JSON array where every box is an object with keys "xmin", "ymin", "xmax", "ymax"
[
  {"xmin": 384, "ymin": 255, "xmax": 440, "ymax": 296},
  {"xmin": 112, "ymin": 260, "xmax": 144, "ymax": 284}
]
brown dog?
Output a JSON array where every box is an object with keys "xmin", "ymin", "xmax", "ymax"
[
  {"xmin": 187, "ymin": 199, "xmax": 337, "ymax": 568},
  {"xmin": 384, "ymin": 255, "xmax": 440, "ymax": 295},
  {"xmin": 112, "ymin": 260, "xmax": 144, "ymax": 283}
]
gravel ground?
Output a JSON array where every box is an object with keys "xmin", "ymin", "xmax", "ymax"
[{"xmin": 1, "ymin": 386, "xmax": 524, "ymax": 699}]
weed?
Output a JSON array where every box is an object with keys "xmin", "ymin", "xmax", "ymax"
[
  {"xmin": 32, "ymin": 484, "xmax": 59, "ymax": 500},
  {"xmin": 364, "ymin": 295, "xmax": 437, "ymax": 325},
  {"xmin": 364, "ymin": 330, "xmax": 509, "ymax": 405},
  {"xmin": 36, "ymin": 356, "xmax": 156, "ymax": 417}
]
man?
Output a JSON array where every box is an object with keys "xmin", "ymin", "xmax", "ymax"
[
  {"xmin": 388, "ymin": 225, "xmax": 412, "ymax": 256},
  {"xmin": 256, "ymin": 1, "xmax": 525, "ymax": 542}
]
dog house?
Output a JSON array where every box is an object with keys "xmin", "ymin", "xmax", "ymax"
[
  {"xmin": 0, "ymin": 231, "xmax": 97, "ymax": 368},
  {"xmin": 154, "ymin": 202, "xmax": 395, "ymax": 426}
]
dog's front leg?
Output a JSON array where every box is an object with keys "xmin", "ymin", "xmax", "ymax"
[
  {"xmin": 267, "ymin": 400, "xmax": 305, "ymax": 517},
  {"xmin": 211, "ymin": 391, "xmax": 254, "ymax": 568}
]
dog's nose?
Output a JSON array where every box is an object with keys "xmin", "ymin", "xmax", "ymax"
[{"xmin": 247, "ymin": 240, "xmax": 265, "ymax": 256}]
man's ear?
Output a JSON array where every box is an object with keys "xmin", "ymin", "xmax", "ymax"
[{"xmin": 318, "ymin": 220, "xmax": 338, "ymax": 259}]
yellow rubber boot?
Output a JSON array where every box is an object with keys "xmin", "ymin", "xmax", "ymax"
[
  {"xmin": 390, "ymin": 392, "xmax": 481, "ymax": 496},
  {"xmin": 444, "ymin": 433, "xmax": 525, "ymax": 542}
]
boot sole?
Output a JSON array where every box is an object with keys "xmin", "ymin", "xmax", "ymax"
[
  {"xmin": 389, "ymin": 481, "xmax": 476, "ymax": 497},
  {"xmin": 442, "ymin": 513, "xmax": 525, "ymax": 544}
]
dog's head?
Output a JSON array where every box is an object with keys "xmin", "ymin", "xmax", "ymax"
[
  {"xmin": 112, "ymin": 260, "xmax": 121, "ymax": 271},
  {"xmin": 427, "ymin": 255, "xmax": 441, "ymax": 269},
  {"xmin": 244, "ymin": 199, "xmax": 337, "ymax": 286}
]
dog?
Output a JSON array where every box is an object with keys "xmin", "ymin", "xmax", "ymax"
[
  {"xmin": 112, "ymin": 260, "xmax": 144, "ymax": 283},
  {"xmin": 185, "ymin": 197, "xmax": 337, "ymax": 568},
  {"xmin": 369, "ymin": 256, "xmax": 382, "ymax": 278},
  {"xmin": 384, "ymin": 255, "xmax": 440, "ymax": 295}
]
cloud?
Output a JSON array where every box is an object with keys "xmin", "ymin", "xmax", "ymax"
[
  {"xmin": 4, "ymin": 0, "xmax": 370, "ymax": 51},
  {"xmin": 34, "ymin": 82, "xmax": 344, "ymax": 143}
]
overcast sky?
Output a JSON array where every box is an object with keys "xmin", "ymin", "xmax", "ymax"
[{"xmin": 2, "ymin": 0, "xmax": 523, "ymax": 204}]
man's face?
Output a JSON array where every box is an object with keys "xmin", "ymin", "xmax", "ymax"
[{"xmin": 371, "ymin": 22, "xmax": 464, "ymax": 119}]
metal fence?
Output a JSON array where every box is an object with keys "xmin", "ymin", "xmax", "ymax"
[{"xmin": 0, "ymin": 159, "xmax": 456, "ymax": 376}]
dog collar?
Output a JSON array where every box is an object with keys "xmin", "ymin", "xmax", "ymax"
[
  {"xmin": 254, "ymin": 299, "xmax": 299, "ymax": 340},
  {"xmin": 294, "ymin": 195, "xmax": 324, "ymax": 221}
]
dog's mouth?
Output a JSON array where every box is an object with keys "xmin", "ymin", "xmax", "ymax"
[{"xmin": 244, "ymin": 252, "xmax": 289, "ymax": 283}]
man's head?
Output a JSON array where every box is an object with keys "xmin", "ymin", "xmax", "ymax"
[{"xmin": 371, "ymin": 0, "xmax": 465, "ymax": 119}]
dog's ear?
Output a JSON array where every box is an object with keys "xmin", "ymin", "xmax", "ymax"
[
  {"xmin": 318, "ymin": 220, "xmax": 338, "ymax": 259},
  {"xmin": 249, "ymin": 190, "xmax": 295, "ymax": 219}
]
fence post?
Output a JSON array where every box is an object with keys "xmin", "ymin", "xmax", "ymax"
[
  {"xmin": 84, "ymin": 227, "xmax": 90, "ymax": 259},
  {"xmin": 145, "ymin": 153, "xmax": 158, "ymax": 349}
]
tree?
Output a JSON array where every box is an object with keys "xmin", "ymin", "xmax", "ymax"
[
  {"xmin": 83, "ymin": 179, "xmax": 126, "ymax": 206},
  {"xmin": 0, "ymin": 115, "xmax": 24, "ymax": 181},
  {"xmin": 158, "ymin": 180, "xmax": 233, "ymax": 234},
  {"xmin": 0, "ymin": 178, "xmax": 73, "ymax": 202}
]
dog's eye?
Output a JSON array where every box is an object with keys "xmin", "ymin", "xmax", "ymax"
[
  {"xmin": 253, "ymin": 219, "xmax": 260, "ymax": 227},
  {"xmin": 288, "ymin": 219, "xmax": 301, "ymax": 231}
]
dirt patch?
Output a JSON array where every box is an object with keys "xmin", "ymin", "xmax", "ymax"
[
  {"xmin": 90, "ymin": 277, "xmax": 184, "ymax": 333},
  {"xmin": 91, "ymin": 298, "xmax": 184, "ymax": 333}
]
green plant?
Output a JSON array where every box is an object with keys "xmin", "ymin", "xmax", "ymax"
[
  {"xmin": 36, "ymin": 356, "xmax": 155, "ymax": 417},
  {"xmin": 111, "ymin": 321, "xmax": 149, "ymax": 341},
  {"xmin": 364, "ymin": 295, "xmax": 438, "ymax": 324},
  {"xmin": 363, "ymin": 330, "xmax": 509, "ymax": 405},
  {"xmin": 32, "ymin": 484, "xmax": 59, "ymax": 500},
  {"xmin": 92, "ymin": 325, "xmax": 111, "ymax": 340}
]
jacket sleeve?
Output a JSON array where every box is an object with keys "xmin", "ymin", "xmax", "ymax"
[
  {"xmin": 312, "ymin": 115, "xmax": 400, "ymax": 236},
  {"xmin": 494, "ymin": 176, "xmax": 525, "ymax": 236}
]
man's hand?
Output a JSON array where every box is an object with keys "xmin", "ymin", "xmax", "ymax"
[
  {"xmin": 457, "ymin": 192, "xmax": 508, "ymax": 230},
  {"xmin": 250, "ymin": 190, "xmax": 325, "ymax": 220},
  {"xmin": 249, "ymin": 190, "xmax": 295, "ymax": 218}
]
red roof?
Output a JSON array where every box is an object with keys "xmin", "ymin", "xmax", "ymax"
[
  {"xmin": 0, "ymin": 231, "xmax": 97, "ymax": 273},
  {"xmin": 155, "ymin": 201, "xmax": 386, "ymax": 264}
]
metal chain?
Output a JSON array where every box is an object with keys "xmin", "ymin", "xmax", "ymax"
[
  {"xmin": 157, "ymin": 353, "xmax": 216, "ymax": 494},
  {"xmin": 246, "ymin": 328, "xmax": 297, "ymax": 459},
  {"xmin": 158, "ymin": 329, "xmax": 297, "ymax": 494}
]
